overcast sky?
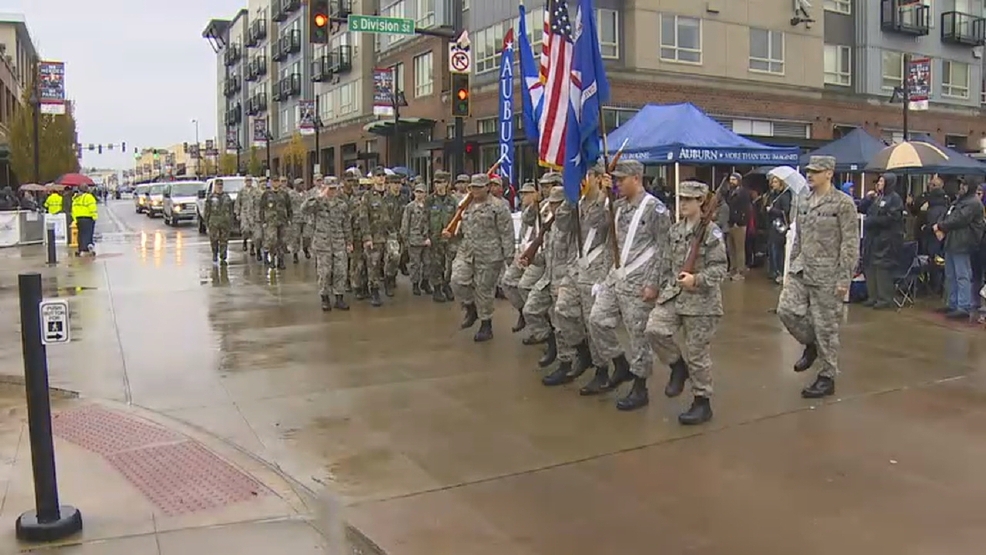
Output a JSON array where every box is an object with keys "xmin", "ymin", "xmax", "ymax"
[{"xmin": 5, "ymin": 0, "xmax": 245, "ymax": 170}]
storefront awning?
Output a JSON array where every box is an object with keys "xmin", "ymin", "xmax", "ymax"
[{"xmin": 363, "ymin": 117, "xmax": 435, "ymax": 136}]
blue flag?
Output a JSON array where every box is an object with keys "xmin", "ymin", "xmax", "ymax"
[
  {"xmin": 561, "ymin": 0, "xmax": 611, "ymax": 202},
  {"xmin": 518, "ymin": 3, "xmax": 542, "ymax": 145},
  {"xmin": 498, "ymin": 29, "xmax": 515, "ymax": 206}
]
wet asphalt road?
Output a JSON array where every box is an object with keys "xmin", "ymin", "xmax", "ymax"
[{"xmin": 2, "ymin": 198, "xmax": 986, "ymax": 554}]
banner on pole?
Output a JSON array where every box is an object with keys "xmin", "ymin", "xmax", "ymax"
[
  {"xmin": 225, "ymin": 128, "xmax": 239, "ymax": 153},
  {"xmin": 38, "ymin": 61, "xmax": 66, "ymax": 115},
  {"xmin": 253, "ymin": 119, "xmax": 269, "ymax": 147},
  {"xmin": 498, "ymin": 29, "xmax": 515, "ymax": 207},
  {"xmin": 907, "ymin": 56, "xmax": 931, "ymax": 111},
  {"xmin": 298, "ymin": 100, "xmax": 316, "ymax": 135},
  {"xmin": 373, "ymin": 68, "xmax": 395, "ymax": 117}
]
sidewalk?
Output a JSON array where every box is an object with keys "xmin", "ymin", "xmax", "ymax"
[{"xmin": 0, "ymin": 383, "xmax": 368, "ymax": 554}]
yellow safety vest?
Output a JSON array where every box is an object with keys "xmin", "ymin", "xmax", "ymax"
[
  {"xmin": 44, "ymin": 193, "xmax": 63, "ymax": 214},
  {"xmin": 71, "ymin": 192, "xmax": 98, "ymax": 221}
]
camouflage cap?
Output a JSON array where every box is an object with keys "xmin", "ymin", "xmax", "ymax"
[
  {"xmin": 313, "ymin": 173, "xmax": 324, "ymax": 180},
  {"xmin": 805, "ymin": 155, "xmax": 836, "ymax": 172},
  {"xmin": 372, "ymin": 166, "xmax": 387, "ymax": 176},
  {"xmin": 589, "ymin": 159, "xmax": 606, "ymax": 175},
  {"xmin": 539, "ymin": 171, "xmax": 562, "ymax": 185},
  {"xmin": 434, "ymin": 170, "xmax": 451, "ymax": 182},
  {"xmin": 678, "ymin": 180, "xmax": 709, "ymax": 199},
  {"xmin": 293, "ymin": 178, "xmax": 304, "ymax": 185},
  {"xmin": 518, "ymin": 181, "xmax": 537, "ymax": 194},
  {"xmin": 469, "ymin": 173, "xmax": 490, "ymax": 188},
  {"xmin": 414, "ymin": 182, "xmax": 427, "ymax": 193},
  {"xmin": 385, "ymin": 173, "xmax": 402, "ymax": 183},
  {"xmin": 455, "ymin": 173, "xmax": 471, "ymax": 184},
  {"xmin": 343, "ymin": 169, "xmax": 361, "ymax": 181},
  {"xmin": 489, "ymin": 175, "xmax": 503, "ymax": 185},
  {"xmin": 611, "ymin": 159, "xmax": 644, "ymax": 178},
  {"xmin": 324, "ymin": 176, "xmax": 340, "ymax": 187},
  {"xmin": 546, "ymin": 186, "xmax": 566, "ymax": 203}
]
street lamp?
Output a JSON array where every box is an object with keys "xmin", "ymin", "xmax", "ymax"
[
  {"xmin": 191, "ymin": 119, "xmax": 200, "ymax": 145},
  {"xmin": 391, "ymin": 87, "xmax": 408, "ymax": 167}
]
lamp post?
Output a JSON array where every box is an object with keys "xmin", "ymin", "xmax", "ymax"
[
  {"xmin": 391, "ymin": 87, "xmax": 408, "ymax": 167},
  {"xmin": 191, "ymin": 119, "xmax": 200, "ymax": 176},
  {"xmin": 890, "ymin": 53, "xmax": 912, "ymax": 142},
  {"xmin": 265, "ymin": 114, "xmax": 272, "ymax": 179},
  {"xmin": 29, "ymin": 68, "xmax": 40, "ymax": 184}
]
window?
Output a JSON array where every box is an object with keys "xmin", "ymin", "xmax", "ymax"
[
  {"xmin": 319, "ymin": 92, "xmax": 333, "ymax": 121},
  {"xmin": 415, "ymin": 0, "xmax": 435, "ymax": 28},
  {"xmin": 378, "ymin": 0, "xmax": 407, "ymax": 49},
  {"xmin": 823, "ymin": 0, "xmax": 851, "ymax": 14},
  {"xmin": 413, "ymin": 51, "xmax": 434, "ymax": 97},
  {"xmin": 474, "ymin": 23, "xmax": 508, "ymax": 74},
  {"xmin": 279, "ymin": 108, "xmax": 291, "ymax": 135},
  {"xmin": 749, "ymin": 28, "xmax": 784, "ymax": 74},
  {"xmin": 660, "ymin": 14, "xmax": 701, "ymax": 64},
  {"xmin": 597, "ymin": 9, "xmax": 619, "ymax": 59},
  {"xmin": 391, "ymin": 62, "xmax": 405, "ymax": 93},
  {"xmin": 942, "ymin": 60, "xmax": 970, "ymax": 98},
  {"xmin": 881, "ymin": 51, "xmax": 904, "ymax": 91},
  {"xmin": 446, "ymin": 123, "xmax": 455, "ymax": 139},
  {"xmin": 338, "ymin": 81, "xmax": 357, "ymax": 114},
  {"xmin": 733, "ymin": 119, "xmax": 810, "ymax": 139},
  {"xmin": 602, "ymin": 108, "xmax": 638, "ymax": 133},
  {"xmin": 824, "ymin": 44, "xmax": 851, "ymax": 86},
  {"xmin": 477, "ymin": 117, "xmax": 497, "ymax": 134}
]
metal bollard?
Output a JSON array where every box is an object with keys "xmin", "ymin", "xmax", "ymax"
[
  {"xmin": 14, "ymin": 273, "xmax": 83, "ymax": 542},
  {"xmin": 68, "ymin": 221, "xmax": 77, "ymax": 250},
  {"xmin": 45, "ymin": 223, "xmax": 56, "ymax": 266}
]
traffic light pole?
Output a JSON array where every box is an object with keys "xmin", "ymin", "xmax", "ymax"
[
  {"xmin": 314, "ymin": 94, "xmax": 321, "ymax": 176},
  {"xmin": 451, "ymin": 0, "xmax": 465, "ymax": 177},
  {"xmin": 265, "ymin": 114, "xmax": 272, "ymax": 179},
  {"xmin": 30, "ymin": 64, "xmax": 40, "ymax": 184}
]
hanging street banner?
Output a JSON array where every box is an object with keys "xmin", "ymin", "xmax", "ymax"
[
  {"xmin": 373, "ymin": 68, "xmax": 394, "ymax": 117},
  {"xmin": 205, "ymin": 139, "xmax": 218, "ymax": 157},
  {"xmin": 189, "ymin": 143, "xmax": 201, "ymax": 159},
  {"xmin": 225, "ymin": 129, "xmax": 239, "ymax": 153},
  {"xmin": 498, "ymin": 29, "xmax": 515, "ymax": 206},
  {"xmin": 907, "ymin": 56, "xmax": 930, "ymax": 111},
  {"xmin": 253, "ymin": 118, "xmax": 269, "ymax": 147},
  {"xmin": 298, "ymin": 100, "xmax": 316, "ymax": 135},
  {"xmin": 38, "ymin": 61, "xmax": 66, "ymax": 115}
]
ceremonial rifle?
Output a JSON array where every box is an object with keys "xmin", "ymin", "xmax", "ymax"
[
  {"xmin": 680, "ymin": 190, "xmax": 720, "ymax": 276},
  {"xmin": 602, "ymin": 138, "xmax": 629, "ymax": 268},
  {"xmin": 442, "ymin": 153, "xmax": 509, "ymax": 236}
]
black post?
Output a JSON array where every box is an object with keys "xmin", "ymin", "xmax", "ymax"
[
  {"xmin": 15, "ymin": 273, "xmax": 82, "ymax": 542},
  {"xmin": 902, "ymin": 53, "xmax": 910, "ymax": 141},
  {"xmin": 236, "ymin": 143, "xmax": 242, "ymax": 175},
  {"xmin": 451, "ymin": 3, "xmax": 465, "ymax": 176},
  {"xmin": 314, "ymin": 94, "xmax": 321, "ymax": 175},
  {"xmin": 45, "ymin": 224, "xmax": 56, "ymax": 266},
  {"xmin": 393, "ymin": 91, "xmax": 400, "ymax": 167},
  {"xmin": 265, "ymin": 115, "xmax": 272, "ymax": 179}
]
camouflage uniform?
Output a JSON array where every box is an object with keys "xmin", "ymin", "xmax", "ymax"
[
  {"xmin": 234, "ymin": 180, "xmax": 257, "ymax": 252},
  {"xmin": 259, "ymin": 185, "xmax": 293, "ymax": 266},
  {"xmin": 501, "ymin": 184, "xmax": 541, "ymax": 313},
  {"xmin": 286, "ymin": 182, "xmax": 304, "ymax": 258},
  {"xmin": 777, "ymin": 156, "xmax": 859, "ymax": 395},
  {"xmin": 383, "ymin": 175, "xmax": 405, "ymax": 288},
  {"xmin": 426, "ymin": 171, "xmax": 458, "ymax": 300},
  {"xmin": 203, "ymin": 188, "xmax": 235, "ymax": 262},
  {"xmin": 523, "ymin": 184, "xmax": 573, "ymax": 345},
  {"xmin": 343, "ymin": 174, "xmax": 367, "ymax": 293},
  {"xmin": 451, "ymin": 174, "xmax": 515, "ymax": 341},
  {"xmin": 401, "ymin": 184, "xmax": 431, "ymax": 288},
  {"xmin": 301, "ymin": 178, "xmax": 318, "ymax": 255},
  {"xmin": 302, "ymin": 178, "xmax": 352, "ymax": 306},
  {"xmin": 358, "ymin": 186, "xmax": 394, "ymax": 298},
  {"xmin": 646, "ymin": 181, "xmax": 728, "ymax": 408},
  {"xmin": 251, "ymin": 181, "xmax": 268, "ymax": 259}
]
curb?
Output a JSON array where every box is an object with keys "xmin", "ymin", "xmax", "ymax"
[{"xmin": 0, "ymin": 374, "xmax": 79, "ymax": 399}]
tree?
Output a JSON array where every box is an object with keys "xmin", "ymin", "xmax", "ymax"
[
  {"xmin": 218, "ymin": 153, "xmax": 238, "ymax": 175},
  {"xmin": 9, "ymin": 78, "xmax": 80, "ymax": 185},
  {"xmin": 281, "ymin": 132, "xmax": 306, "ymax": 179},
  {"xmin": 200, "ymin": 158, "xmax": 217, "ymax": 176},
  {"xmin": 247, "ymin": 147, "xmax": 263, "ymax": 177}
]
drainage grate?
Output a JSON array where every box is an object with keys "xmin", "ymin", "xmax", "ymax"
[
  {"xmin": 53, "ymin": 405, "xmax": 183, "ymax": 456},
  {"xmin": 106, "ymin": 441, "xmax": 269, "ymax": 516}
]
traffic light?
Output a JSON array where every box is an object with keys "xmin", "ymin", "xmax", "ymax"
[
  {"xmin": 311, "ymin": 0, "xmax": 329, "ymax": 44},
  {"xmin": 464, "ymin": 141, "xmax": 477, "ymax": 155},
  {"xmin": 98, "ymin": 144, "xmax": 103, "ymax": 154},
  {"xmin": 121, "ymin": 142, "xmax": 126, "ymax": 152},
  {"xmin": 451, "ymin": 73, "xmax": 470, "ymax": 117}
]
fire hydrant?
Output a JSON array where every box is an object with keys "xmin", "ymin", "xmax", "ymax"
[{"xmin": 69, "ymin": 220, "xmax": 78, "ymax": 251}]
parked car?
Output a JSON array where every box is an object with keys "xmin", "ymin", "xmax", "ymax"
[
  {"xmin": 196, "ymin": 176, "xmax": 246, "ymax": 234},
  {"xmin": 145, "ymin": 184, "xmax": 166, "ymax": 218},
  {"xmin": 162, "ymin": 181, "xmax": 206, "ymax": 227},
  {"xmin": 133, "ymin": 184, "xmax": 151, "ymax": 214}
]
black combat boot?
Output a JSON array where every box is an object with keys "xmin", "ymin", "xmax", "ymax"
[
  {"xmin": 412, "ymin": 282, "xmax": 421, "ymax": 296},
  {"xmin": 579, "ymin": 366, "xmax": 610, "ymax": 396},
  {"xmin": 276, "ymin": 255, "xmax": 286, "ymax": 270},
  {"xmin": 794, "ymin": 343, "xmax": 818, "ymax": 372},
  {"xmin": 801, "ymin": 376, "xmax": 835, "ymax": 399},
  {"xmin": 334, "ymin": 295, "xmax": 350, "ymax": 311},
  {"xmin": 370, "ymin": 288, "xmax": 383, "ymax": 307},
  {"xmin": 474, "ymin": 319, "xmax": 493, "ymax": 342},
  {"xmin": 421, "ymin": 280, "xmax": 433, "ymax": 294},
  {"xmin": 304, "ymin": 247, "xmax": 311, "ymax": 259},
  {"xmin": 320, "ymin": 295, "xmax": 332, "ymax": 311},
  {"xmin": 293, "ymin": 252, "xmax": 299, "ymax": 264},
  {"xmin": 460, "ymin": 303, "xmax": 479, "ymax": 329},
  {"xmin": 384, "ymin": 277, "xmax": 395, "ymax": 297},
  {"xmin": 400, "ymin": 259, "xmax": 409, "ymax": 276},
  {"xmin": 256, "ymin": 249, "xmax": 264, "ymax": 262},
  {"xmin": 495, "ymin": 286, "xmax": 507, "ymax": 300},
  {"xmin": 355, "ymin": 287, "xmax": 368, "ymax": 301},
  {"xmin": 211, "ymin": 250, "xmax": 218, "ymax": 263},
  {"xmin": 249, "ymin": 244, "xmax": 256, "ymax": 256},
  {"xmin": 432, "ymin": 287, "xmax": 447, "ymax": 303},
  {"xmin": 542, "ymin": 360, "xmax": 574, "ymax": 386},
  {"xmin": 511, "ymin": 312, "xmax": 526, "ymax": 333},
  {"xmin": 443, "ymin": 284, "xmax": 454, "ymax": 301},
  {"xmin": 605, "ymin": 354, "xmax": 633, "ymax": 391},
  {"xmin": 616, "ymin": 377, "xmax": 649, "ymax": 411},
  {"xmin": 678, "ymin": 396, "xmax": 713, "ymax": 425},
  {"xmin": 664, "ymin": 358, "xmax": 690, "ymax": 398},
  {"xmin": 566, "ymin": 341, "xmax": 592, "ymax": 380},
  {"xmin": 538, "ymin": 333, "xmax": 557, "ymax": 368},
  {"xmin": 242, "ymin": 238, "xmax": 248, "ymax": 251}
]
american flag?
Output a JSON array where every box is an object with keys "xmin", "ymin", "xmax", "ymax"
[{"xmin": 537, "ymin": 0, "xmax": 574, "ymax": 169}]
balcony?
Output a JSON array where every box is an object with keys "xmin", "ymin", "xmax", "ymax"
[
  {"xmin": 223, "ymin": 75, "xmax": 242, "ymax": 97},
  {"xmin": 328, "ymin": 45, "xmax": 353, "ymax": 74},
  {"xmin": 223, "ymin": 44, "xmax": 242, "ymax": 66},
  {"xmin": 246, "ymin": 56, "xmax": 268, "ymax": 81},
  {"xmin": 942, "ymin": 11, "xmax": 986, "ymax": 46},
  {"xmin": 247, "ymin": 93, "xmax": 268, "ymax": 115},
  {"xmin": 246, "ymin": 18, "xmax": 267, "ymax": 47},
  {"xmin": 282, "ymin": 0, "xmax": 301, "ymax": 16},
  {"xmin": 881, "ymin": 0, "xmax": 930, "ymax": 36},
  {"xmin": 312, "ymin": 56, "xmax": 331, "ymax": 82},
  {"xmin": 276, "ymin": 74, "xmax": 302, "ymax": 102},
  {"xmin": 271, "ymin": 0, "xmax": 287, "ymax": 21},
  {"xmin": 330, "ymin": 0, "xmax": 352, "ymax": 18},
  {"xmin": 273, "ymin": 30, "xmax": 301, "ymax": 61},
  {"xmin": 226, "ymin": 103, "xmax": 243, "ymax": 125}
]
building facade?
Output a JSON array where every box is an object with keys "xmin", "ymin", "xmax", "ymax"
[{"xmin": 0, "ymin": 13, "xmax": 38, "ymax": 187}]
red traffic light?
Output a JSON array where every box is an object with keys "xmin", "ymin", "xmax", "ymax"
[
  {"xmin": 457, "ymin": 88, "xmax": 468, "ymax": 101},
  {"xmin": 314, "ymin": 13, "xmax": 328, "ymax": 27},
  {"xmin": 464, "ymin": 142, "xmax": 477, "ymax": 154}
]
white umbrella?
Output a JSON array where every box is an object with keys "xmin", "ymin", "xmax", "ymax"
[
  {"xmin": 766, "ymin": 166, "xmax": 808, "ymax": 286},
  {"xmin": 766, "ymin": 166, "xmax": 807, "ymax": 196}
]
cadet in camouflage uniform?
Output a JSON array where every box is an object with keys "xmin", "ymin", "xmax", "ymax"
[
  {"xmin": 251, "ymin": 178, "xmax": 269, "ymax": 262},
  {"xmin": 777, "ymin": 155, "xmax": 859, "ymax": 399},
  {"xmin": 259, "ymin": 176, "xmax": 293, "ymax": 269},
  {"xmin": 401, "ymin": 182, "xmax": 431, "ymax": 295},
  {"xmin": 489, "ymin": 175, "xmax": 511, "ymax": 300},
  {"xmin": 544, "ymin": 164, "xmax": 612, "ymax": 392},
  {"xmin": 521, "ymin": 173, "xmax": 563, "ymax": 354},
  {"xmin": 445, "ymin": 173, "xmax": 472, "ymax": 302},
  {"xmin": 302, "ymin": 177, "xmax": 353, "ymax": 311},
  {"xmin": 588, "ymin": 159, "xmax": 671, "ymax": 412},
  {"xmin": 286, "ymin": 178, "xmax": 307, "ymax": 263},
  {"xmin": 646, "ymin": 181, "xmax": 728, "ymax": 425},
  {"xmin": 343, "ymin": 170, "xmax": 368, "ymax": 298},
  {"xmin": 203, "ymin": 178, "xmax": 235, "ymax": 264},
  {"xmin": 445, "ymin": 174, "xmax": 515, "ymax": 342},
  {"xmin": 300, "ymin": 175, "xmax": 319, "ymax": 259},
  {"xmin": 234, "ymin": 176, "xmax": 258, "ymax": 255},
  {"xmin": 358, "ymin": 169, "xmax": 394, "ymax": 307},
  {"xmin": 381, "ymin": 174, "xmax": 405, "ymax": 295},
  {"xmin": 427, "ymin": 171, "xmax": 457, "ymax": 303},
  {"xmin": 501, "ymin": 181, "xmax": 541, "ymax": 331}
]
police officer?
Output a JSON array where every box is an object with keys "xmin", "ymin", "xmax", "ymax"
[
  {"xmin": 777, "ymin": 155, "xmax": 860, "ymax": 398},
  {"xmin": 645, "ymin": 181, "xmax": 727, "ymax": 424}
]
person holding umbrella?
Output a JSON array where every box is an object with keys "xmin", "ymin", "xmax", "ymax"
[{"xmin": 71, "ymin": 183, "xmax": 99, "ymax": 255}]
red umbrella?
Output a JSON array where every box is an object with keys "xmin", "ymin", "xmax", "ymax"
[{"xmin": 55, "ymin": 173, "xmax": 94, "ymax": 187}]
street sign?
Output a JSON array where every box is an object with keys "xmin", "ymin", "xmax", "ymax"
[
  {"xmin": 39, "ymin": 299, "xmax": 70, "ymax": 345},
  {"xmin": 347, "ymin": 14, "xmax": 415, "ymax": 36},
  {"xmin": 449, "ymin": 48, "xmax": 471, "ymax": 74}
]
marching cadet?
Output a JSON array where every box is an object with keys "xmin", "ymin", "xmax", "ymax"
[
  {"xmin": 259, "ymin": 176, "xmax": 293, "ymax": 269},
  {"xmin": 302, "ymin": 177, "xmax": 352, "ymax": 311},
  {"xmin": 523, "ymin": 182, "xmax": 571, "ymax": 370},
  {"xmin": 453, "ymin": 174, "xmax": 470, "ymax": 203},
  {"xmin": 343, "ymin": 170, "xmax": 368, "ymax": 298},
  {"xmin": 383, "ymin": 174, "xmax": 405, "ymax": 296},
  {"xmin": 520, "ymin": 173, "xmax": 563, "ymax": 354},
  {"xmin": 203, "ymin": 178, "xmax": 235, "ymax": 264},
  {"xmin": 444, "ymin": 174, "xmax": 515, "ymax": 342},
  {"xmin": 777, "ymin": 155, "xmax": 859, "ymax": 398},
  {"xmin": 250, "ymin": 177, "xmax": 267, "ymax": 262},
  {"xmin": 501, "ymin": 181, "xmax": 541, "ymax": 331},
  {"xmin": 546, "ymin": 163, "xmax": 612, "ymax": 393},
  {"xmin": 235, "ymin": 176, "xmax": 258, "ymax": 256},
  {"xmin": 287, "ymin": 178, "xmax": 306, "ymax": 263},
  {"xmin": 359, "ymin": 170, "xmax": 395, "ymax": 307},
  {"xmin": 588, "ymin": 159, "xmax": 671, "ymax": 411},
  {"xmin": 489, "ymin": 175, "xmax": 511, "ymax": 299},
  {"xmin": 302, "ymin": 175, "xmax": 318, "ymax": 257},
  {"xmin": 427, "ymin": 171, "xmax": 457, "ymax": 302},
  {"xmin": 645, "ymin": 180, "xmax": 727, "ymax": 424},
  {"xmin": 401, "ymin": 182, "xmax": 431, "ymax": 295}
]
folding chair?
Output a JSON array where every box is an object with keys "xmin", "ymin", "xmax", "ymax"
[{"xmin": 894, "ymin": 241, "xmax": 921, "ymax": 310}]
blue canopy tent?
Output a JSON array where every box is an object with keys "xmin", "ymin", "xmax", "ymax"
[
  {"xmin": 907, "ymin": 134, "xmax": 986, "ymax": 175},
  {"xmin": 799, "ymin": 128, "xmax": 887, "ymax": 172}
]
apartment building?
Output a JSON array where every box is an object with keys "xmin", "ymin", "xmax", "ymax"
[{"xmin": 0, "ymin": 13, "xmax": 38, "ymax": 187}]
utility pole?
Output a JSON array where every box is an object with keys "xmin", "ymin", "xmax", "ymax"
[
  {"xmin": 314, "ymin": 94, "xmax": 321, "ymax": 175},
  {"xmin": 451, "ymin": 1, "xmax": 465, "ymax": 176},
  {"xmin": 902, "ymin": 53, "xmax": 910, "ymax": 141},
  {"xmin": 391, "ymin": 85, "xmax": 407, "ymax": 167},
  {"xmin": 265, "ymin": 114, "xmax": 272, "ymax": 178},
  {"xmin": 30, "ymin": 63, "xmax": 40, "ymax": 183}
]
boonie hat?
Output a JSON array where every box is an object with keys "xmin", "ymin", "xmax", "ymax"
[
  {"xmin": 469, "ymin": 174, "xmax": 490, "ymax": 188},
  {"xmin": 678, "ymin": 180, "xmax": 709, "ymax": 199},
  {"xmin": 547, "ymin": 186, "xmax": 566, "ymax": 203},
  {"xmin": 539, "ymin": 172, "xmax": 562, "ymax": 185}
]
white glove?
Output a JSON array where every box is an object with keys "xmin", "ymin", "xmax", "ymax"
[{"xmin": 591, "ymin": 283, "xmax": 604, "ymax": 298}]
